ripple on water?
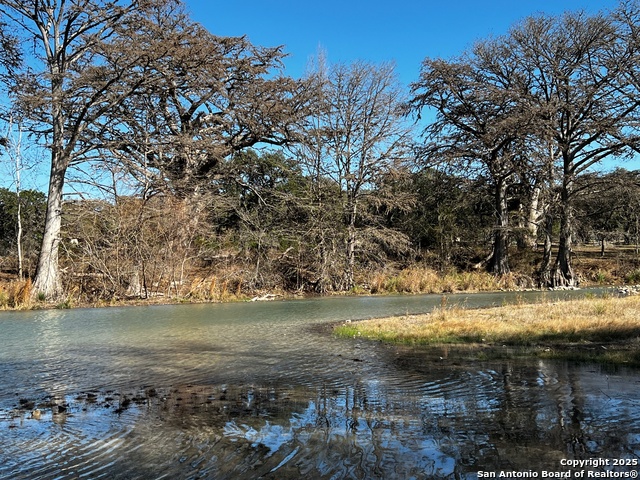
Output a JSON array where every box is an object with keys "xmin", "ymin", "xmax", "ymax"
[
  {"xmin": 1, "ymin": 294, "xmax": 640, "ymax": 478},
  {"xmin": 2, "ymin": 369, "xmax": 640, "ymax": 479}
]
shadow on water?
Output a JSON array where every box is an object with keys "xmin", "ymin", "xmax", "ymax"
[{"xmin": 0, "ymin": 289, "xmax": 639, "ymax": 479}]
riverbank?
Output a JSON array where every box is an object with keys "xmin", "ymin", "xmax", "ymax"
[
  {"xmin": 2, "ymin": 242, "xmax": 640, "ymax": 310},
  {"xmin": 0, "ymin": 267, "xmax": 521, "ymax": 310},
  {"xmin": 334, "ymin": 294, "xmax": 640, "ymax": 366}
]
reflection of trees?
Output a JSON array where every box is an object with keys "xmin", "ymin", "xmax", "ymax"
[
  {"xmin": 390, "ymin": 355, "xmax": 640, "ymax": 477},
  {"xmin": 475, "ymin": 364, "xmax": 592, "ymax": 471},
  {"xmin": 2, "ymin": 362, "xmax": 639, "ymax": 479}
]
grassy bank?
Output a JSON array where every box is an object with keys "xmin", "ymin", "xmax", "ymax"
[
  {"xmin": 0, "ymin": 269, "xmax": 519, "ymax": 311},
  {"xmin": 334, "ymin": 294, "xmax": 640, "ymax": 365}
]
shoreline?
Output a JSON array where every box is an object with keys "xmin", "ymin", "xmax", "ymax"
[
  {"xmin": 333, "ymin": 293, "xmax": 640, "ymax": 367},
  {"xmin": 3, "ymin": 283, "xmax": 639, "ymax": 365},
  {"xmin": 0, "ymin": 282, "xmax": 634, "ymax": 312}
]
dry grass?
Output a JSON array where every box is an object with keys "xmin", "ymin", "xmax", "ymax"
[
  {"xmin": 367, "ymin": 267, "xmax": 528, "ymax": 295},
  {"xmin": 0, "ymin": 278, "xmax": 32, "ymax": 309},
  {"xmin": 335, "ymin": 294, "xmax": 640, "ymax": 349},
  {"xmin": 184, "ymin": 272, "xmax": 257, "ymax": 302}
]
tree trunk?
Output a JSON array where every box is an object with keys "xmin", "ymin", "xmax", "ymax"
[
  {"xmin": 635, "ymin": 214, "xmax": 640, "ymax": 255},
  {"xmin": 525, "ymin": 184, "xmax": 542, "ymax": 249},
  {"xmin": 552, "ymin": 231, "xmax": 575, "ymax": 287},
  {"xmin": 345, "ymin": 198, "xmax": 357, "ymax": 290},
  {"xmin": 538, "ymin": 214, "xmax": 554, "ymax": 287},
  {"xmin": 32, "ymin": 160, "xmax": 67, "ymax": 300},
  {"xmin": 345, "ymin": 225, "xmax": 356, "ymax": 290},
  {"xmin": 32, "ymin": 68, "xmax": 69, "ymax": 300},
  {"xmin": 551, "ymin": 169, "xmax": 576, "ymax": 287},
  {"xmin": 489, "ymin": 177, "xmax": 510, "ymax": 275},
  {"xmin": 16, "ymin": 190, "xmax": 23, "ymax": 279}
]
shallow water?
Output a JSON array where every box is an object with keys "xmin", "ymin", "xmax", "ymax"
[{"xmin": 1, "ymin": 292, "xmax": 639, "ymax": 479}]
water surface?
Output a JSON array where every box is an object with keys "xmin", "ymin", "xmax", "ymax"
[{"xmin": 1, "ymin": 291, "xmax": 638, "ymax": 479}]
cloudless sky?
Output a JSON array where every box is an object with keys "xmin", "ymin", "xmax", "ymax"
[{"xmin": 185, "ymin": 0, "xmax": 621, "ymax": 86}]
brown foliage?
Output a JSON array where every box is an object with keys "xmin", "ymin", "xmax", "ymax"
[{"xmin": 0, "ymin": 277, "xmax": 31, "ymax": 308}]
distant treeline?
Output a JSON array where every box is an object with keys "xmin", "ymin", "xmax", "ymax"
[{"xmin": 1, "ymin": 164, "xmax": 638, "ymax": 301}]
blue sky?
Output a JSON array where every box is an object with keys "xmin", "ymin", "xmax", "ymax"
[
  {"xmin": 185, "ymin": 0, "xmax": 621, "ymax": 86},
  {"xmin": 182, "ymin": 0, "xmax": 638, "ymax": 173}
]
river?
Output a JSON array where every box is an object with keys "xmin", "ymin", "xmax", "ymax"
[{"xmin": 0, "ymin": 291, "xmax": 638, "ymax": 479}]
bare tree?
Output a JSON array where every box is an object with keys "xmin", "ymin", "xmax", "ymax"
[
  {"xmin": 0, "ymin": 0, "xmax": 185, "ymax": 299},
  {"xmin": 409, "ymin": 41, "xmax": 537, "ymax": 275},
  {"xmin": 506, "ymin": 10, "xmax": 640, "ymax": 286},
  {"xmin": 95, "ymin": 6, "xmax": 312, "ymax": 197},
  {"xmin": 1, "ymin": 113, "xmax": 25, "ymax": 277},
  {"xmin": 300, "ymin": 61, "xmax": 412, "ymax": 290},
  {"xmin": 411, "ymin": 7, "xmax": 640, "ymax": 284}
]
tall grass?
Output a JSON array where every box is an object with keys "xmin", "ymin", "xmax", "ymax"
[
  {"xmin": 625, "ymin": 268, "xmax": 640, "ymax": 284},
  {"xmin": 0, "ymin": 278, "xmax": 32, "ymax": 309},
  {"xmin": 185, "ymin": 273, "xmax": 254, "ymax": 302},
  {"xmin": 368, "ymin": 267, "xmax": 522, "ymax": 295}
]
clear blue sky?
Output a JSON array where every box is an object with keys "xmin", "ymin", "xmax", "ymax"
[{"xmin": 185, "ymin": 0, "xmax": 621, "ymax": 86}]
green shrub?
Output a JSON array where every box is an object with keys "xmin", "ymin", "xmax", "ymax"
[{"xmin": 625, "ymin": 268, "xmax": 640, "ymax": 284}]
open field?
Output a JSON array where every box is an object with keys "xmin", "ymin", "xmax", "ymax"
[{"xmin": 334, "ymin": 293, "xmax": 640, "ymax": 366}]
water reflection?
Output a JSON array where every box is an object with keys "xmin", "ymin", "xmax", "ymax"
[
  {"xmin": 0, "ymin": 292, "xmax": 638, "ymax": 479},
  {"xmin": 2, "ymin": 359, "xmax": 639, "ymax": 479}
]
